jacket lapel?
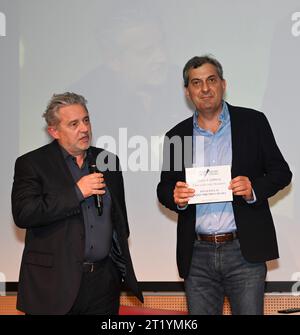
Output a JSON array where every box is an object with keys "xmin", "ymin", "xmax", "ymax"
[
  {"xmin": 227, "ymin": 104, "xmax": 241, "ymax": 178},
  {"xmin": 48, "ymin": 140, "xmax": 76, "ymax": 185},
  {"xmin": 179, "ymin": 117, "xmax": 194, "ymax": 169}
]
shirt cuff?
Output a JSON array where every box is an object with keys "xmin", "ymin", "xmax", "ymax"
[
  {"xmin": 246, "ymin": 188, "xmax": 257, "ymax": 204},
  {"xmin": 177, "ymin": 204, "xmax": 188, "ymax": 210},
  {"xmin": 74, "ymin": 185, "xmax": 85, "ymax": 202}
]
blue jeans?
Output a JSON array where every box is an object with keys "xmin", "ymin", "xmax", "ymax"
[{"xmin": 184, "ymin": 239, "xmax": 267, "ymax": 315}]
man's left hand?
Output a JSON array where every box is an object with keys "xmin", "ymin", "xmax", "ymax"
[{"xmin": 229, "ymin": 176, "xmax": 253, "ymax": 201}]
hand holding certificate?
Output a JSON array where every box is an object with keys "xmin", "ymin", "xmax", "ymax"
[{"xmin": 185, "ymin": 165, "xmax": 233, "ymax": 204}]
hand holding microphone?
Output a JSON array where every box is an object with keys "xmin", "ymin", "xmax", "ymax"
[
  {"xmin": 76, "ymin": 167, "xmax": 105, "ymax": 216},
  {"xmin": 88, "ymin": 164, "xmax": 104, "ymax": 216}
]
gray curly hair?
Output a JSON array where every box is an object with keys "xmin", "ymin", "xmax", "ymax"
[{"xmin": 43, "ymin": 92, "xmax": 88, "ymax": 126}]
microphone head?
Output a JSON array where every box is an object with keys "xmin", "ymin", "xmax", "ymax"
[{"xmin": 89, "ymin": 164, "xmax": 98, "ymax": 174}]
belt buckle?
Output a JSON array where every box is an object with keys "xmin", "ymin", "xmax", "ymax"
[
  {"xmin": 83, "ymin": 262, "xmax": 94, "ymax": 272},
  {"xmin": 214, "ymin": 234, "xmax": 225, "ymax": 243}
]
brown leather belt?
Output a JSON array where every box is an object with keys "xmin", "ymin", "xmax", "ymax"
[{"xmin": 196, "ymin": 231, "xmax": 238, "ymax": 243}]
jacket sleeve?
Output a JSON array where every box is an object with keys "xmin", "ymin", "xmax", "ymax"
[
  {"xmin": 117, "ymin": 156, "xmax": 130, "ymax": 238},
  {"xmin": 251, "ymin": 113, "xmax": 292, "ymax": 202},
  {"xmin": 157, "ymin": 133, "xmax": 182, "ymax": 213},
  {"xmin": 11, "ymin": 156, "xmax": 81, "ymax": 229},
  {"xmin": 107, "ymin": 152, "xmax": 130, "ymax": 238}
]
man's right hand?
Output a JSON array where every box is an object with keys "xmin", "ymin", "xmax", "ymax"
[
  {"xmin": 173, "ymin": 181, "xmax": 195, "ymax": 208},
  {"xmin": 76, "ymin": 173, "xmax": 106, "ymax": 198}
]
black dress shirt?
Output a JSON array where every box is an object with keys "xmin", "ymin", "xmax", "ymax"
[{"xmin": 61, "ymin": 147, "xmax": 113, "ymax": 262}]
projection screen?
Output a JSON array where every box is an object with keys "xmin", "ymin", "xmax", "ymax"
[{"xmin": 0, "ymin": 0, "xmax": 299, "ymax": 288}]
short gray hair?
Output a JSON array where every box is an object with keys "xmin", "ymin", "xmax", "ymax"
[
  {"xmin": 43, "ymin": 92, "xmax": 88, "ymax": 126},
  {"xmin": 183, "ymin": 55, "xmax": 224, "ymax": 87}
]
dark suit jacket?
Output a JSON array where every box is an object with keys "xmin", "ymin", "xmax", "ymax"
[
  {"xmin": 12, "ymin": 140, "xmax": 143, "ymax": 314},
  {"xmin": 157, "ymin": 104, "xmax": 292, "ymax": 279}
]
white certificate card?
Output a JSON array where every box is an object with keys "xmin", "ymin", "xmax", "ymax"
[{"xmin": 185, "ymin": 165, "xmax": 233, "ymax": 204}]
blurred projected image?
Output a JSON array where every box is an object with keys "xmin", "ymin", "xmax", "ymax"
[{"xmin": 70, "ymin": 6, "xmax": 187, "ymax": 145}]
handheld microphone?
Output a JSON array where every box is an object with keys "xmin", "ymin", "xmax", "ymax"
[{"xmin": 88, "ymin": 163, "xmax": 103, "ymax": 216}]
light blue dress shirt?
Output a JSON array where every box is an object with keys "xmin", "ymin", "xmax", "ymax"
[{"xmin": 193, "ymin": 102, "xmax": 237, "ymax": 234}]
